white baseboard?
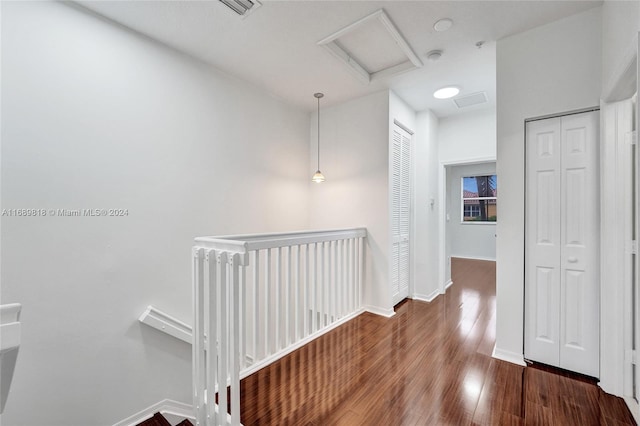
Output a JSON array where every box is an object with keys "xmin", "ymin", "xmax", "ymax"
[
  {"xmin": 412, "ymin": 289, "xmax": 440, "ymax": 303},
  {"xmin": 239, "ymin": 308, "xmax": 366, "ymax": 378},
  {"xmin": 623, "ymin": 396, "xmax": 640, "ymax": 424},
  {"xmin": 363, "ymin": 305, "xmax": 396, "ymax": 318},
  {"xmin": 491, "ymin": 345, "xmax": 527, "ymax": 367},
  {"xmin": 113, "ymin": 399, "xmax": 194, "ymax": 426},
  {"xmin": 444, "ymin": 279, "xmax": 453, "ymax": 290},
  {"xmin": 451, "ymin": 255, "xmax": 496, "ymax": 262}
]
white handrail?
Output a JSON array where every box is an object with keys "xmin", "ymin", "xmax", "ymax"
[
  {"xmin": 192, "ymin": 228, "xmax": 367, "ymax": 426},
  {"xmin": 195, "ymin": 228, "xmax": 366, "ymax": 251},
  {"xmin": 1, "ymin": 303, "xmax": 22, "ymax": 414},
  {"xmin": 138, "ymin": 306, "xmax": 192, "ymax": 344}
]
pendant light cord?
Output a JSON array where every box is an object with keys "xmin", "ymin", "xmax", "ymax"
[{"xmin": 317, "ymin": 95, "xmax": 321, "ymax": 171}]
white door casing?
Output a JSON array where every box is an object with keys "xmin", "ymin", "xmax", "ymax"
[
  {"xmin": 525, "ymin": 110, "xmax": 600, "ymax": 378},
  {"xmin": 635, "ymin": 38, "xmax": 640, "ymax": 417},
  {"xmin": 600, "ymin": 97, "xmax": 634, "ymax": 399},
  {"xmin": 391, "ymin": 125, "xmax": 411, "ymax": 305}
]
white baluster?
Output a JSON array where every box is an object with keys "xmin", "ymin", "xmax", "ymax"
[
  {"xmin": 217, "ymin": 252, "xmax": 228, "ymax": 426},
  {"xmin": 329, "ymin": 241, "xmax": 335, "ymax": 324},
  {"xmin": 285, "ymin": 245, "xmax": 291, "ymax": 347},
  {"xmin": 230, "ymin": 254, "xmax": 240, "ymax": 426},
  {"xmin": 311, "ymin": 243, "xmax": 317, "ymax": 333},
  {"xmin": 264, "ymin": 248, "xmax": 271, "ymax": 356},
  {"xmin": 252, "ymin": 250, "xmax": 259, "ymax": 362},
  {"xmin": 240, "ymin": 261, "xmax": 246, "ymax": 371},
  {"xmin": 192, "ymin": 248, "xmax": 206, "ymax": 426},
  {"xmin": 335, "ymin": 240, "xmax": 340, "ymax": 322},
  {"xmin": 205, "ymin": 249, "xmax": 218, "ymax": 425},
  {"xmin": 294, "ymin": 245, "xmax": 300, "ymax": 342},
  {"xmin": 274, "ymin": 247, "xmax": 282, "ymax": 352},
  {"xmin": 319, "ymin": 242, "xmax": 325, "ymax": 328},
  {"xmin": 358, "ymin": 237, "xmax": 364, "ymax": 308},
  {"xmin": 348, "ymin": 238, "xmax": 354, "ymax": 313},
  {"xmin": 343, "ymin": 239, "xmax": 348, "ymax": 319},
  {"xmin": 304, "ymin": 244, "xmax": 309, "ymax": 337}
]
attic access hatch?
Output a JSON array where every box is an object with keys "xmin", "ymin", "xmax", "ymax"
[
  {"xmin": 318, "ymin": 9, "xmax": 423, "ymax": 84},
  {"xmin": 219, "ymin": 0, "xmax": 261, "ymax": 17}
]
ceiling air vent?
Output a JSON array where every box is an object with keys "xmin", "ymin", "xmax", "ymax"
[
  {"xmin": 219, "ymin": 0, "xmax": 261, "ymax": 17},
  {"xmin": 453, "ymin": 92, "xmax": 488, "ymax": 109}
]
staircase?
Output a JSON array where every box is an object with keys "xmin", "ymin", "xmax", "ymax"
[
  {"xmin": 137, "ymin": 412, "xmax": 193, "ymax": 426},
  {"xmin": 192, "ymin": 228, "xmax": 367, "ymax": 425}
]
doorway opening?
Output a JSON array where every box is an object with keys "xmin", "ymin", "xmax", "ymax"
[{"xmin": 440, "ymin": 160, "xmax": 497, "ymax": 293}]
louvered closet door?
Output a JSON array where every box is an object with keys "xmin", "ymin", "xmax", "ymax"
[
  {"xmin": 391, "ymin": 125, "xmax": 411, "ymax": 305},
  {"xmin": 525, "ymin": 110, "xmax": 600, "ymax": 378}
]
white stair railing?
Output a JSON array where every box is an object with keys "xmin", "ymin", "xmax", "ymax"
[
  {"xmin": 192, "ymin": 228, "xmax": 366, "ymax": 426},
  {"xmin": 1, "ymin": 303, "xmax": 22, "ymax": 414}
]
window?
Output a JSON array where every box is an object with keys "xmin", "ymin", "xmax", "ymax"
[{"xmin": 462, "ymin": 175, "xmax": 497, "ymax": 222}]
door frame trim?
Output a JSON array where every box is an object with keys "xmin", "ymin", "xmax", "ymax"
[
  {"xmin": 438, "ymin": 157, "xmax": 496, "ymax": 295},
  {"xmin": 600, "ymin": 98, "xmax": 634, "ymax": 399},
  {"xmin": 524, "ymin": 106, "xmax": 600, "ymax": 123}
]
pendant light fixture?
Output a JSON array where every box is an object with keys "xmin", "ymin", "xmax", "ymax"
[{"xmin": 312, "ymin": 92, "xmax": 326, "ymax": 183}]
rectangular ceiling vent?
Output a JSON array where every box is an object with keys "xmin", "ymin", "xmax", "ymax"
[
  {"xmin": 219, "ymin": 0, "xmax": 261, "ymax": 17},
  {"xmin": 318, "ymin": 9, "xmax": 423, "ymax": 85},
  {"xmin": 454, "ymin": 92, "xmax": 488, "ymax": 109}
]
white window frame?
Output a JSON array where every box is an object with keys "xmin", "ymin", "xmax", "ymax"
[{"xmin": 461, "ymin": 175, "xmax": 497, "ymax": 224}]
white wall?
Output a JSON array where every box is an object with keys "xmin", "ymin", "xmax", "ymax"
[
  {"xmin": 0, "ymin": 2, "xmax": 310, "ymax": 425},
  {"xmin": 495, "ymin": 7, "xmax": 602, "ymax": 363},
  {"xmin": 308, "ymin": 91, "xmax": 392, "ymax": 315},
  {"xmin": 602, "ymin": 0, "xmax": 640, "ymax": 100},
  {"xmin": 447, "ymin": 163, "xmax": 496, "ymax": 261},
  {"xmin": 389, "ymin": 91, "xmax": 416, "ymax": 134},
  {"xmin": 438, "ymin": 109, "xmax": 497, "ymax": 163},
  {"xmin": 437, "ymin": 108, "xmax": 496, "ymax": 285},
  {"xmin": 413, "ymin": 110, "xmax": 440, "ymax": 301}
]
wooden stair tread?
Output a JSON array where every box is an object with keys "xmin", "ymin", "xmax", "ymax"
[{"xmin": 136, "ymin": 412, "xmax": 192, "ymax": 426}]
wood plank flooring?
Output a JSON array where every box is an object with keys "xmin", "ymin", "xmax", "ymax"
[{"xmin": 240, "ymin": 258, "xmax": 635, "ymax": 425}]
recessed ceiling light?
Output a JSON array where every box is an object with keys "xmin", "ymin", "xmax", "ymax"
[
  {"xmin": 433, "ymin": 86, "xmax": 460, "ymax": 99},
  {"xmin": 434, "ymin": 18, "xmax": 453, "ymax": 32}
]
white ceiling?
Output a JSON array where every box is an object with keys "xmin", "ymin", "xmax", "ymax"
[{"xmin": 76, "ymin": 0, "xmax": 601, "ymax": 117}]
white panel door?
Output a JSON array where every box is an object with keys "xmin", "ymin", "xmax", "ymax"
[
  {"xmin": 391, "ymin": 125, "xmax": 411, "ymax": 305},
  {"xmin": 525, "ymin": 117, "xmax": 562, "ymax": 366},
  {"xmin": 525, "ymin": 110, "xmax": 600, "ymax": 378},
  {"xmin": 559, "ymin": 111, "xmax": 599, "ymax": 377}
]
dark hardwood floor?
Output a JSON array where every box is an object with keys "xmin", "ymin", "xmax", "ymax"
[{"xmin": 240, "ymin": 258, "xmax": 635, "ymax": 425}]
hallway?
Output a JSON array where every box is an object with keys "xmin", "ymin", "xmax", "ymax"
[{"xmin": 239, "ymin": 258, "xmax": 635, "ymax": 425}]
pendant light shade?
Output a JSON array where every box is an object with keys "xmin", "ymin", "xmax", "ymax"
[{"xmin": 312, "ymin": 92, "xmax": 325, "ymax": 183}]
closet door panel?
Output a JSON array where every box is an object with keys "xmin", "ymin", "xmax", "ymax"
[
  {"xmin": 391, "ymin": 131, "xmax": 401, "ymax": 303},
  {"xmin": 559, "ymin": 111, "xmax": 600, "ymax": 377},
  {"xmin": 525, "ymin": 118, "xmax": 562, "ymax": 365},
  {"xmin": 391, "ymin": 125, "xmax": 411, "ymax": 305}
]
